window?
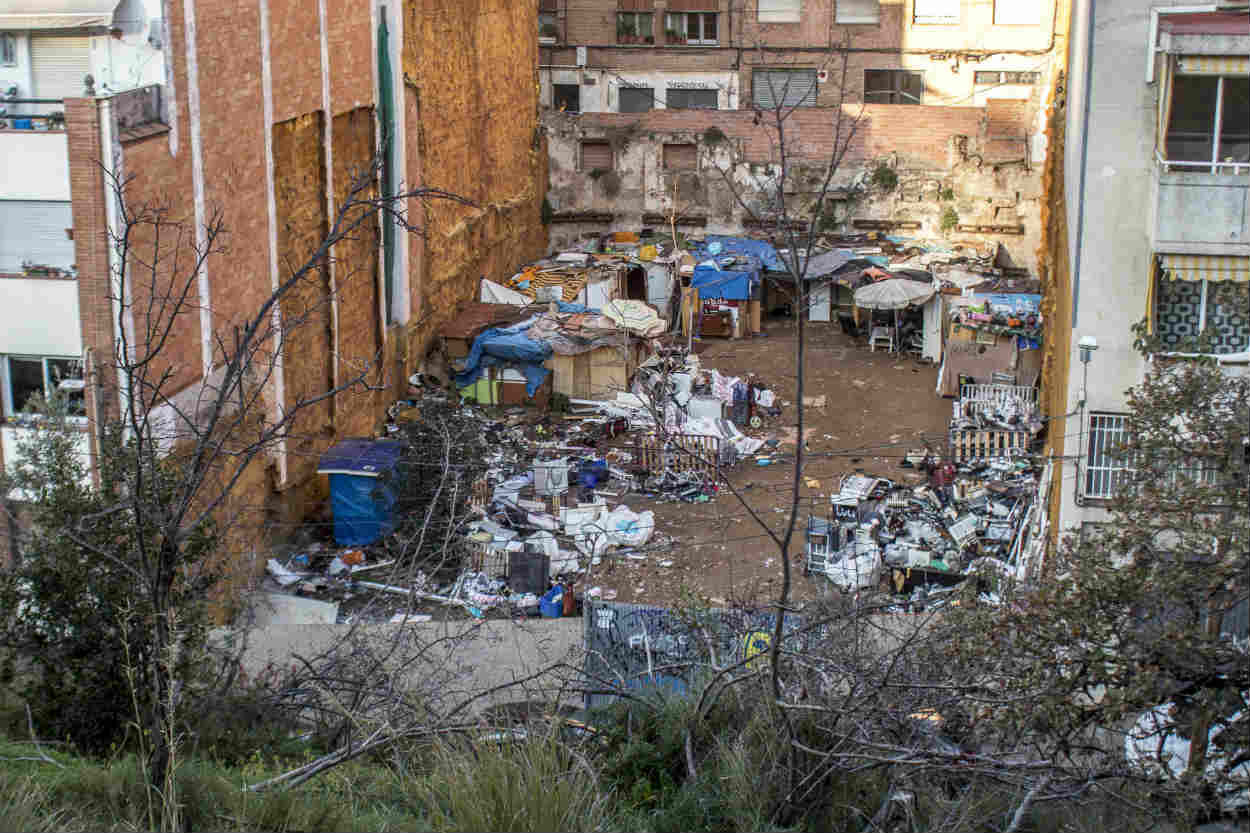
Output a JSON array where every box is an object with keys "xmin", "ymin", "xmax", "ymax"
[
  {"xmin": 1154, "ymin": 267, "xmax": 1250, "ymax": 355},
  {"xmin": 666, "ymin": 88, "xmax": 718, "ymax": 109},
  {"xmin": 913, "ymin": 0, "xmax": 959, "ymax": 25},
  {"xmin": 1, "ymin": 33, "xmax": 15, "ymax": 66},
  {"xmin": 1164, "ymin": 74, "xmax": 1250, "ymax": 171},
  {"xmin": 974, "ymin": 70, "xmax": 1040, "ymax": 85},
  {"xmin": 1, "ymin": 355, "xmax": 85, "ymax": 418},
  {"xmin": 538, "ymin": 12, "xmax": 560, "ymax": 41},
  {"xmin": 553, "ymin": 83, "xmax": 580, "ymax": 113},
  {"xmin": 993, "ymin": 0, "xmax": 1041, "ymax": 25},
  {"xmin": 864, "ymin": 69, "xmax": 923, "ymax": 104},
  {"xmin": 618, "ymin": 86, "xmax": 654, "ymax": 113},
  {"xmin": 580, "ymin": 140, "xmax": 613, "ymax": 172},
  {"xmin": 664, "ymin": 12, "xmax": 718, "ymax": 45},
  {"xmin": 759, "ymin": 0, "xmax": 801, "ymax": 23},
  {"xmin": 752, "ymin": 69, "xmax": 818, "ymax": 109},
  {"xmin": 836, "ymin": 0, "xmax": 880, "ymax": 24},
  {"xmin": 617, "ymin": 12, "xmax": 653, "ymax": 44},
  {"xmin": 663, "ymin": 143, "xmax": 697, "ymax": 169},
  {"xmin": 1085, "ymin": 413, "xmax": 1133, "ymax": 499}
]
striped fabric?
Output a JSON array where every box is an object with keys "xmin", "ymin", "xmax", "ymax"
[
  {"xmin": 509, "ymin": 270, "xmax": 589, "ymax": 302},
  {"xmin": 1176, "ymin": 55, "xmax": 1250, "ymax": 75},
  {"xmin": 1159, "ymin": 254, "xmax": 1250, "ymax": 283}
]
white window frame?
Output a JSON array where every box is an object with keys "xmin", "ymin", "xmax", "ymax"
[
  {"xmin": 665, "ymin": 11, "xmax": 718, "ymax": 45},
  {"xmin": 1084, "ymin": 412, "xmax": 1133, "ymax": 500},
  {"xmin": 993, "ymin": 0, "xmax": 1041, "ymax": 25},
  {"xmin": 1, "ymin": 354, "xmax": 86, "ymax": 422},
  {"xmin": 1, "ymin": 33, "xmax": 16, "ymax": 66},
  {"xmin": 1160, "ymin": 72, "xmax": 1250, "ymax": 174},
  {"xmin": 759, "ymin": 0, "xmax": 801, "ymax": 24},
  {"xmin": 913, "ymin": 0, "xmax": 960, "ymax": 25}
]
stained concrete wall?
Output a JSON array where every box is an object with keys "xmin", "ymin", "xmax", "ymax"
[{"xmin": 544, "ymin": 101, "xmax": 1045, "ymax": 271}]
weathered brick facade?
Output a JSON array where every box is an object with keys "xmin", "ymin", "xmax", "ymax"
[{"xmin": 54, "ymin": 0, "xmax": 545, "ymax": 605}]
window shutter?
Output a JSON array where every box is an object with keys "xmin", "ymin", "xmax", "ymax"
[
  {"xmin": 663, "ymin": 144, "xmax": 698, "ymax": 169},
  {"xmin": 618, "ymin": 87, "xmax": 654, "ymax": 113},
  {"xmin": 835, "ymin": 0, "xmax": 879, "ymax": 24},
  {"xmin": 753, "ymin": 70, "xmax": 817, "ymax": 109},
  {"xmin": 29, "ymin": 35, "xmax": 91, "ymax": 99},
  {"xmin": 581, "ymin": 142, "xmax": 613, "ymax": 171},
  {"xmin": 0, "ymin": 201, "xmax": 75, "ymax": 273},
  {"xmin": 758, "ymin": 0, "xmax": 801, "ymax": 23}
]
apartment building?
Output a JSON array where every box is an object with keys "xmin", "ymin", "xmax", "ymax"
[
  {"xmin": 1047, "ymin": 2, "xmax": 1248, "ymax": 536},
  {"xmin": 538, "ymin": 0, "xmax": 1066, "ymax": 257},
  {"xmin": 0, "ymin": 1, "xmax": 163, "ymax": 510}
]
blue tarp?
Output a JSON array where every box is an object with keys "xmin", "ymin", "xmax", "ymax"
[
  {"xmin": 317, "ymin": 439, "xmax": 404, "ymax": 547},
  {"xmin": 691, "ymin": 235, "xmax": 785, "ymax": 272},
  {"xmin": 691, "ymin": 263, "xmax": 758, "ymax": 300},
  {"xmin": 454, "ymin": 318, "xmax": 553, "ymax": 396}
]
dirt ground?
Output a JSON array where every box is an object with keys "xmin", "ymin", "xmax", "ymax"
[{"xmin": 588, "ymin": 314, "xmax": 953, "ymax": 610}]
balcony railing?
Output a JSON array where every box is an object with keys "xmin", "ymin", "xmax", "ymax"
[
  {"xmin": 1156, "ymin": 149, "xmax": 1250, "ymax": 175},
  {"xmin": 0, "ymin": 98, "xmax": 67, "ymax": 130}
]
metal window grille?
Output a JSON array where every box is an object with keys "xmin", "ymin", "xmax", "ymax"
[{"xmin": 1085, "ymin": 413, "xmax": 1133, "ymax": 499}]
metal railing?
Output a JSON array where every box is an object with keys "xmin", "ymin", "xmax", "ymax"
[
  {"xmin": 1155, "ymin": 149, "xmax": 1250, "ymax": 175},
  {"xmin": 0, "ymin": 98, "xmax": 66, "ymax": 129}
]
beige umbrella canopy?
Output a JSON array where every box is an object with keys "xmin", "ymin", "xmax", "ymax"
[{"xmin": 853, "ymin": 278, "xmax": 935, "ymax": 310}]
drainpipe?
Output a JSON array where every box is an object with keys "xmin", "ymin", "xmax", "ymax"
[{"xmin": 1070, "ymin": 0, "xmax": 1095, "ymax": 328}]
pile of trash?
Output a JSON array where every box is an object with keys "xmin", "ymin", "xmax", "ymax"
[{"xmin": 806, "ymin": 445, "xmax": 1043, "ymax": 601}]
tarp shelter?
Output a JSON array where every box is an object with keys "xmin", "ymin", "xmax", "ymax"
[
  {"xmin": 318, "ymin": 439, "xmax": 404, "ymax": 547},
  {"xmin": 691, "ymin": 262, "xmax": 759, "ymax": 300},
  {"xmin": 691, "ymin": 236, "xmax": 786, "ymax": 271},
  {"xmin": 454, "ymin": 317, "xmax": 552, "ymax": 396}
]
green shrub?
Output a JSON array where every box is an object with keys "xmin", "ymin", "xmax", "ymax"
[
  {"xmin": 939, "ymin": 206, "xmax": 959, "ymax": 233},
  {"xmin": 870, "ymin": 165, "xmax": 898, "ymax": 191},
  {"xmin": 416, "ymin": 735, "xmax": 608, "ymax": 832}
]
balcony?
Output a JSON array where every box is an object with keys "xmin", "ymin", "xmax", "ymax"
[{"xmin": 1153, "ymin": 157, "xmax": 1250, "ymax": 257}]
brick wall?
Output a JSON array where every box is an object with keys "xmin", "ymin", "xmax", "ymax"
[
  {"xmin": 572, "ymin": 103, "xmax": 983, "ymax": 167},
  {"xmin": 64, "ymin": 98, "xmax": 117, "ymax": 480}
]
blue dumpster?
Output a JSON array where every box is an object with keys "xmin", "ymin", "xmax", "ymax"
[{"xmin": 317, "ymin": 439, "xmax": 404, "ymax": 547}]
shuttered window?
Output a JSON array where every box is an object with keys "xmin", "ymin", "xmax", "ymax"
[
  {"xmin": 618, "ymin": 86, "xmax": 654, "ymax": 113},
  {"xmin": 29, "ymin": 35, "xmax": 91, "ymax": 100},
  {"xmin": 0, "ymin": 201, "xmax": 75, "ymax": 273},
  {"xmin": 667, "ymin": 88, "xmax": 718, "ymax": 109},
  {"xmin": 836, "ymin": 0, "xmax": 880, "ymax": 24},
  {"xmin": 752, "ymin": 69, "xmax": 818, "ymax": 109},
  {"xmin": 758, "ymin": 0, "xmax": 801, "ymax": 23},
  {"xmin": 663, "ymin": 144, "xmax": 697, "ymax": 169},
  {"xmin": 581, "ymin": 141, "xmax": 613, "ymax": 172}
]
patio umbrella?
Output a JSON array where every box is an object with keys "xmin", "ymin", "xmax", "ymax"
[{"xmin": 853, "ymin": 278, "xmax": 935, "ymax": 310}]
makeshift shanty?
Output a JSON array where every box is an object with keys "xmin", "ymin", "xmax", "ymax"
[
  {"xmin": 317, "ymin": 439, "xmax": 404, "ymax": 547},
  {"xmin": 851, "ymin": 278, "xmax": 939, "ymax": 358},
  {"xmin": 936, "ymin": 292, "xmax": 1043, "ymax": 396}
]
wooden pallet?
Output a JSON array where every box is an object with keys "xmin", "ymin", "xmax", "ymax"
[
  {"xmin": 949, "ymin": 427, "xmax": 1030, "ymax": 462},
  {"xmin": 636, "ymin": 433, "xmax": 721, "ymax": 479}
]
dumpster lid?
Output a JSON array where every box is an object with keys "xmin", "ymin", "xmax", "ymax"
[{"xmin": 317, "ymin": 439, "xmax": 403, "ymax": 477}]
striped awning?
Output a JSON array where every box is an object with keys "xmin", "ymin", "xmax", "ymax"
[
  {"xmin": 1159, "ymin": 254, "xmax": 1250, "ymax": 282},
  {"xmin": 1176, "ymin": 55, "xmax": 1250, "ymax": 75}
]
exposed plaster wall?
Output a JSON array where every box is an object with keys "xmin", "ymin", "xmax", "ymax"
[{"xmin": 545, "ymin": 102, "xmax": 1044, "ymax": 270}]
